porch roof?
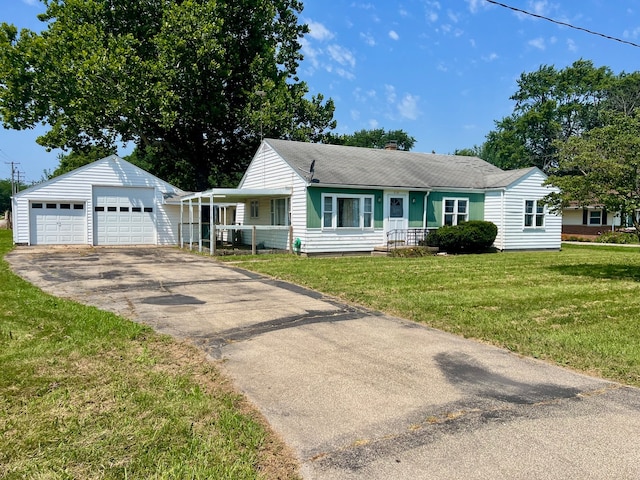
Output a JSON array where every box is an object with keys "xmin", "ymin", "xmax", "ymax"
[{"xmin": 169, "ymin": 187, "xmax": 292, "ymax": 204}]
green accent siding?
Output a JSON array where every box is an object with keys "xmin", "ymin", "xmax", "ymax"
[
  {"xmin": 408, "ymin": 192, "xmax": 427, "ymax": 227},
  {"xmin": 427, "ymin": 192, "xmax": 485, "ymax": 227},
  {"xmin": 307, "ymin": 187, "xmax": 384, "ymax": 228}
]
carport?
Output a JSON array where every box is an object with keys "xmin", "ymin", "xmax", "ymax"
[{"xmin": 174, "ymin": 187, "xmax": 292, "ymax": 255}]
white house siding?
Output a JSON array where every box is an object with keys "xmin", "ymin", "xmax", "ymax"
[
  {"xmin": 501, "ymin": 171, "xmax": 561, "ymax": 250},
  {"xmin": 238, "ymin": 143, "xmax": 307, "ymax": 250},
  {"xmin": 483, "ymin": 190, "xmax": 505, "ymax": 250},
  {"xmin": 303, "ymin": 229, "xmax": 386, "ymax": 254},
  {"xmin": 13, "ymin": 156, "xmax": 182, "ymax": 245}
]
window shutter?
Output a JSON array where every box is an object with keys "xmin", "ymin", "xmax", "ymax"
[
  {"xmin": 582, "ymin": 209, "xmax": 588, "ymax": 225},
  {"xmin": 602, "ymin": 210, "xmax": 608, "ymax": 225}
]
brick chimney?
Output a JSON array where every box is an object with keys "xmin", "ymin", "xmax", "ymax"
[{"xmin": 384, "ymin": 140, "xmax": 398, "ymax": 150}]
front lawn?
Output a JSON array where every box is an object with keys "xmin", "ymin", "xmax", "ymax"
[
  {"xmin": 221, "ymin": 244, "xmax": 640, "ymax": 387},
  {"xmin": 0, "ymin": 230, "xmax": 299, "ymax": 479}
]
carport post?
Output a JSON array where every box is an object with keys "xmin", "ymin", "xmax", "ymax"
[
  {"xmin": 188, "ymin": 199, "xmax": 193, "ymax": 250},
  {"xmin": 252, "ymin": 226, "xmax": 256, "ymax": 255},
  {"xmin": 179, "ymin": 199, "xmax": 184, "ymax": 248},
  {"xmin": 198, "ymin": 197, "xmax": 203, "ymax": 253},
  {"xmin": 210, "ymin": 194, "xmax": 215, "ymax": 256}
]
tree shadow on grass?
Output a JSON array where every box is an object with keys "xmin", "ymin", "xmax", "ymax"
[{"xmin": 550, "ymin": 263, "xmax": 640, "ymax": 282}]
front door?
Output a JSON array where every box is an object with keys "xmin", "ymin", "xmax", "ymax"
[{"xmin": 384, "ymin": 192, "xmax": 409, "ymax": 239}]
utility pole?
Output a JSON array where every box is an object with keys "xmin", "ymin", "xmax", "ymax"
[{"xmin": 4, "ymin": 161, "xmax": 20, "ymax": 195}]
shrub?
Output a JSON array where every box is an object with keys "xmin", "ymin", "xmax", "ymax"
[
  {"xmin": 426, "ymin": 221, "xmax": 498, "ymax": 253},
  {"xmin": 596, "ymin": 231, "xmax": 639, "ymax": 244}
]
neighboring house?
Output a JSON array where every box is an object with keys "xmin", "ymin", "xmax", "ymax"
[
  {"xmin": 230, "ymin": 139, "xmax": 561, "ymax": 254},
  {"xmin": 562, "ymin": 205, "xmax": 627, "ymax": 236},
  {"xmin": 12, "ymin": 155, "xmax": 184, "ymax": 246}
]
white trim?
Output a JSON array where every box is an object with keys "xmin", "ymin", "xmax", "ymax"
[
  {"xmin": 321, "ymin": 192, "xmax": 375, "ymax": 230},
  {"xmin": 442, "ymin": 197, "xmax": 469, "ymax": 226}
]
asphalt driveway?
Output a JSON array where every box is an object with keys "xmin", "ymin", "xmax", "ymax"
[{"xmin": 7, "ymin": 246, "xmax": 640, "ymax": 479}]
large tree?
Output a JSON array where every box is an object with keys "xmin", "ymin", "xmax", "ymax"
[
  {"xmin": 0, "ymin": 0, "xmax": 335, "ymax": 190},
  {"xmin": 325, "ymin": 128, "xmax": 416, "ymax": 151},
  {"xmin": 484, "ymin": 60, "xmax": 614, "ymax": 172},
  {"xmin": 545, "ymin": 113, "xmax": 640, "ymax": 237}
]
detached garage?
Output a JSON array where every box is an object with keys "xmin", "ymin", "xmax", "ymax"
[{"xmin": 12, "ymin": 156, "xmax": 184, "ymax": 246}]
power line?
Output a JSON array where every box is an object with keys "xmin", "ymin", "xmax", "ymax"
[{"xmin": 485, "ymin": 0, "xmax": 640, "ymax": 49}]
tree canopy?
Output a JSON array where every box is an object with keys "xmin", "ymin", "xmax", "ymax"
[
  {"xmin": 545, "ymin": 112, "xmax": 640, "ymax": 237},
  {"xmin": 483, "ymin": 60, "xmax": 616, "ymax": 172},
  {"xmin": 0, "ymin": 0, "xmax": 336, "ymax": 190},
  {"xmin": 325, "ymin": 128, "xmax": 416, "ymax": 151}
]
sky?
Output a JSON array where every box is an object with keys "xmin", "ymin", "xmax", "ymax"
[{"xmin": 1, "ymin": 0, "xmax": 640, "ymax": 184}]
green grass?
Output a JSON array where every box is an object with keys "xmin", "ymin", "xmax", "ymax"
[
  {"xmin": 221, "ymin": 245, "xmax": 640, "ymax": 387},
  {"xmin": 0, "ymin": 230, "xmax": 299, "ymax": 480}
]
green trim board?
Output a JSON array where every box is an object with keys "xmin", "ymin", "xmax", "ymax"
[
  {"xmin": 426, "ymin": 192, "xmax": 485, "ymax": 227},
  {"xmin": 307, "ymin": 187, "xmax": 384, "ymax": 228}
]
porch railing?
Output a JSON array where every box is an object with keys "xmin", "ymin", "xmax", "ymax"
[{"xmin": 386, "ymin": 228, "xmax": 430, "ymax": 251}]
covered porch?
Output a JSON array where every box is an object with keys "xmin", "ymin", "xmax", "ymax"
[{"xmin": 173, "ymin": 188, "xmax": 292, "ymax": 255}]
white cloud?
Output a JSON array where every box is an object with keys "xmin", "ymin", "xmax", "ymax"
[
  {"xmin": 482, "ymin": 52, "xmax": 498, "ymax": 62},
  {"xmin": 436, "ymin": 63, "xmax": 448, "ymax": 72},
  {"xmin": 389, "ymin": 30, "xmax": 399, "ymax": 41},
  {"xmin": 350, "ymin": 109, "xmax": 361, "ymax": 120},
  {"xmin": 300, "ymin": 38, "xmax": 320, "ymax": 69},
  {"xmin": 427, "ymin": 11, "xmax": 439, "ymax": 22},
  {"xmin": 335, "ymin": 68, "xmax": 356, "ymax": 80},
  {"xmin": 469, "ymin": 39, "xmax": 476, "ymax": 48},
  {"xmin": 398, "ymin": 94, "xmax": 420, "ymax": 120},
  {"xmin": 368, "ymin": 119, "xmax": 379, "ymax": 128},
  {"xmin": 514, "ymin": 1, "xmax": 556, "ymax": 21},
  {"xmin": 399, "ymin": 8, "xmax": 409, "ymax": 17},
  {"xmin": 466, "ymin": 0, "xmax": 489, "ymax": 14},
  {"xmin": 22, "ymin": 0, "xmax": 39, "ymax": 4},
  {"xmin": 448, "ymin": 10, "xmax": 460, "ymax": 23},
  {"xmin": 567, "ymin": 38, "xmax": 577, "ymax": 52},
  {"xmin": 306, "ymin": 20, "xmax": 334, "ymax": 41},
  {"xmin": 327, "ymin": 44, "xmax": 356, "ymax": 68},
  {"xmin": 624, "ymin": 27, "xmax": 640, "ymax": 39},
  {"xmin": 528, "ymin": 37, "xmax": 546, "ymax": 50},
  {"xmin": 360, "ymin": 32, "xmax": 376, "ymax": 46},
  {"xmin": 385, "ymin": 84, "xmax": 397, "ymax": 103}
]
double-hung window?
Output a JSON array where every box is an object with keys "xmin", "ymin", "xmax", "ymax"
[
  {"xmin": 322, "ymin": 194, "xmax": 374, "ymax": 229},
  {"xmin": 589, "ymin": 210, "xmax": 602, "ymax": 225},
  {"xmin": 250, "ymin": 200, "xmax": 259, "ymax": 219},
  {"xmin": 270, "ymin": 198, "xmax": 288, "ymax": 226},
  {"xmin": 524, "ymin": 200, "xmax": 545, "ymax": 228},
  {"xmin": 443, "ymin": 198, "xmax": 468, "ymax": 226}
]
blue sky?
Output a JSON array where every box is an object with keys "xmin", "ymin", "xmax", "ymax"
[{"xmin": 2, "ymin": 0, "xmax": 640, "ymax": 184}]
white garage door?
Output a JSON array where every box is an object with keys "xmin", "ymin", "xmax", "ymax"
[
  {"xmin": 29, "ymin": 202, "xmax": 87, "ymax": 245},
  {"xmin": 93, "ymin": 187, "xmax": 156, "ymax": 245}
]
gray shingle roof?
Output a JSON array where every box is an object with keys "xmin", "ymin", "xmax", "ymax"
[{"xmin": 264, "ymin": 139, "xmax": 534, "ymax": 190}]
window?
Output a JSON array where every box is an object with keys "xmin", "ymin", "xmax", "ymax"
[
  {"xmin": 250, "ymin": 200, "xmax": 259, "ymax": 218},
  {"xmin": 323, "ymin": 197, "xmax": 333, "ymax": 228},
  {"xmin": 32, "ymin": 203, "xmax": 43, "ymax": 209},
  {"xmin": 120, "ymin": 207, "xmax": 129, "ymax": 212},
  {"xmin": 322, "ymin": 194, "xmax": 374, "ymax": 229},
  {"xmin": 443, "ymin": 198, "xmax": 468, "ymax": 226},
  {"xmin": 589, "ymin": 210, "xmax": 602, "ymax": 225},
  {"xmin": 46, "ymin": 203, "xmax": 56, "ymax": 209},
  {"xmin": 132, "ymin": 207, "xmax": 142, "ymax": 212},
  {"xmin": 60, "ymin": 203, "xmax": 71, "ymax": 210},
  {"xmin": 95, "ymin": 206, "xmax": 105, "ymax": 212},
  {"xmin": 390, "ymin": 197, "xmax": 404, "ymax": 218},
  {"xmin": 524, "ymin": 200, "xmax": 545, "ymax": 228},
  {"xmin": 270, "ymin": 198, "xmax": 287, "ymax": 226},
  {"xmin": 144, "ymin": 207, "xmax": 153, "ymax": 213},
  {"xmin": 107, "ymin": 206, "xmax": 117, "ymax": 212},
  {"xmin": 73, "ymin": 204, "xmax": 84, "ymax": 210}
]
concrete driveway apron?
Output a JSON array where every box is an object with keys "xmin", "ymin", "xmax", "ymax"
[{"xmin": 7, "ymin": 246, "xmax": 640, "ymax": 480}]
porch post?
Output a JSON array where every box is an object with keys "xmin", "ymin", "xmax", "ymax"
[{"xmin": 252, "ymin": 226, "xmax": 256, "ymax": 255}]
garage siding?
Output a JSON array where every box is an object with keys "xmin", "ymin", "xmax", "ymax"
[{"xmin": 12, "ymin": 156, "xmax": 184, "ymax": 245}]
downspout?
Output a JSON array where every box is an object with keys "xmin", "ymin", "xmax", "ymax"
[
  {"xmin": 500, "ymin": 190, "xmax": 506, "ymax": 251},
  {"xmin": 423, "ymin": 192, "xmax": 430, "ymax": 229}
]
